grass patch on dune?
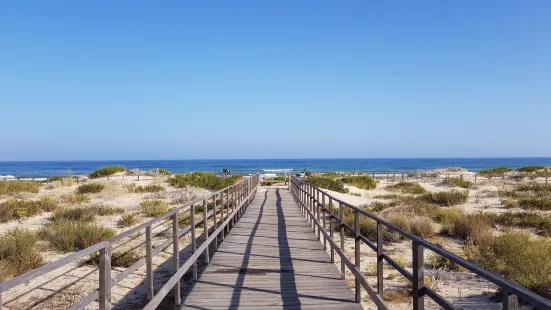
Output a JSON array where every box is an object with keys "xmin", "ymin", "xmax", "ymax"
[
  {"xmin": 466, "ymin": 231, "xmax": 551, "ymax": 299},
  {"xmin": 443, "ymin": 177, "xmax": 473, "ymax": 189},
  {"xmin": 0, "ymin": 181, "xmax": 42, "ymax": 195},
  {"xmin": 373, "ymin": 194, "xmax": 401, "ymax": 200},
  {"xmin": 420, "ymin": 190, "xmax": 469, "ymax": 206},
  {"xmin": 387, "ymin": 182, "xmax": 427, "ymax": 194},
  {"xmin": 85, "ymin": 250, "xmax": 141, "ymax": 268},
  {"xmin": 500, "ymin": 183, "xmax": 551, "ymax": 211},
  {"xmin": 518, "ymin": 166, "xmax": 546, "ymax": 173},
  {"xmin": 117, "ymin": 213, "xmax": 140, "ymax": 228},
  {"xmin": 52, "ymin": 205, "xmax": 124, "ymax": 223},
  {"xmin": 341, "ymin": 176, "xmax": 378, "ymax": 190},
  {"xmin": 61, "ymin": 193, "xmax": 90, "ymax": 204},
  {"xmin": 89, "ymin": 166, "xmax": 127, "ymax": 179},
  {"xmin": 304, "ymin": 176, "xmax": 348, "ymax": 193},
  {"xmin": 140, "ymin": 199, "xmax": 171, "ymax": 217},
  {"xmin": 489, "ymin": 212, "xmax": 551, "ymax": 236},
  {"xmin": 444, "ymin": 213, "xmax": 493, "ymax": 246},
  {"xmin": 0, "ymin": 196, "xmax": 58, "ymax": 223},
  {"xmin": 169, "ymin": 172, "xmax": 240, "ymax": 190},
  {"xmin": 39, "ymin": 220, "xmax": 116, "ymax": 252},
  {"xmin": 124, "ymin": 183, "xmax": 165, "ymax": 193},
  {"xmin": 76, "ymin": 183, "xmax": 104, "ymax": 194},
  {"xmin": 479, "ymin": 166, "xmax": 512, "ymax": 176},
  {"xmin": 0, "ymin": 229, "xmax": 45, "ymax": 281}
]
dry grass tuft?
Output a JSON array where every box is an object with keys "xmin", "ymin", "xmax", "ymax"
[
  {"xmin": 387, "ymin": 182, "xmax": 427, "ymax": 194},
  {"xmin": 0, "ymin": 229, "xmax": 44, "ymax": 280},
  {"xmin": 85, "ymin": 250, "xmax": 141, "ymax": 268},
  {"xmin": 0, "ymin": 181, "xmax": 42, "ymax": 195},
  {"xmin": 420, "ymin": 190, "xmax": 469, "ymax": 206},
  {"xmin": 140, "ymin": 199, "xmax": 171, "ymax": 217},
  {"xmin": 0, "ymin": 196, "xmax": 59, "ymax": 223},
  {"xmin": 76, "ymin": 183, "xmax": 104, "ymax": 194},
  {"xmin": 60, "ymin": 193, "xmax": 90, "ymax": 204},
  {"xmin": 117, "ymin": 213, "xmax": 140, "ymax": 228},
  {"xmin": 39, "ymin": 220, "xmax": 116, "ymax": 252}
]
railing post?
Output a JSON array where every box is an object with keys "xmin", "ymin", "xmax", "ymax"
[
  {"xmin": 354, "ymin": 210, "xmax": 361, "ymax": 303},
  {"xmin": 339, "ymin": 202, "xmax": 345, "ymax": 279},
  {"xmin": 146, "ymin": 226, "xmax": 153, "ymax": 300},
  {"xmin": 203, "ymin": 199, "xmax": 209, "ymax": 263},
  {"xmin": 377, "ymin": 222, "xmax": 384, "ymax": 296},
  {"xmin": 213, "ymin": 193, "xmax": 218, "ymax": 249},
  {"xmin": 190, "ymin": 204, "xmax": 197, "ymax": 280},
  {"xmin": 220, "ymin": 191, "xmax": 225, "ymax": 240},
  {"xmin": 172, "ymin": 212, "xmax": 181, "ymax": 306},
  {"xmin": 99, "ymin": 244, "xmax": 112, "ymax": 310},
  {"xmin": 329, "ymin": 197, "xmax": 334, "ymax": 263},
  {"xmin": 502, "ymin": 288, "xmax": 519, "ymax": 310},
  {"xmin": 412, "ymin": 241, "xmax": 425, "ymax": 310},
  {"xmin": 317, "ymin": 189, "xmax": 321, "ymax": 241},
  {"xmin": 322, "ymin": 193, "xmax": 326, "ymax": 249}
]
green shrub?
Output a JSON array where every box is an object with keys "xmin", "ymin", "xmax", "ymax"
[
  {"xmin": 140, "ymin": 199, "xmax": 170, "ymax": 217},
  {"xmin": 479, "ymin": 166, "xmax": 512, "ymax": 175},
  {"xmin": 467, "ymin": 232, "xmax": 551, "ymax": 298},
  {"xmin": 428, "ymin": 248, "xmax": 464, "ymax": 272},
  {"xmin": 0, "ymin": 181, "xmax": 42, "ymax": 195},
  {"xmin": 76, "ymin": 183, "xmax": 104, "ymax": 194},
  {"xmin": 369, "ymin": 201, "xmax": 397, "ymax": 212},
  {"xmin": 393, "ymin": 196, "xmax": 440, "ymax": 217},
  {"xmin": 489, "ymin": 212, "xmax": 551, "ymax": 236},
  {"xmin": 409, "ymin": 217, "xmax": 435, "ymax": 238},
  {"xmin": 169, "ymin": 172, "xmax": 240, "ymax": 190},
  {"xmin": 61, "ymin": 193, "xmax": 90, "ymax": 204},
  {"xmin": 269, "ymin": 176, "xmax": 286, "ymax": 181},
  {"xmin": 304, "ymin": 176, "xmax": 348, "ymax": 193},
  {"xmin": 434, "ymin": 208, "xmax": 463, "ymax": 225},
  {"xmin": 117, "ymin": 213, "xmax": 140, "ymax": 228},
  {"xmin": 156, "ymin": 168, "xmax": 172, "ymax": 176},
  {"xmin": 40, "ymin": 220, "xmax": 116, "ymax": 252},
  {"xmin": 0, "ymin": 229, "xmax": 44, "ymax": 280},
  {"xmin": 0, "ymin": 197, "xmax": 59, "ymax": 223},
  {"xmin": 92, "ymin": 204, "xmax": 124, "ymax": 216},
  {"xmin": 341, "ymin": 176, "xmax": 378, "ymax": 190},
  {"xmin": 373, "ymin": 194, "xmax": 401, "ymax": 200},
  {"xmin": 387, "ymin": 182, "xmax": 427, "ymax": 194},
  {"xmin": 340, "ymin": 207, "xmax": 401, "ymax": 242},
  {"xmin": 133, "ymin": 184, "xmax": 165, "ymax": 193},
  {"xmin": 89, "ymin": 166, "xmax": 127, "ymax": 179},
  {"xmin": 420, "ymin": 190, "xmax": 469, "ymax": 206},
  {"xmin": 85, "ymin": 250, "xmax": 141, "ymax": 268},
  {"xmin": 443, "ymin": 177, "xmax": 473, "ymax": 189},
  {"xmin": 52, "ymin": 207, "xmax": 96, "ymax": 223},
  {"xmin": 445, "ymin": 213, "xmax": 493, "ymax": 246},
  {"xmin": 47, "ymin": 176, "xmax": 64, "ymax": 182},
  {"xmin": 517, "ymin": 197, "xmax": 551, "ymax": 210},
  {"xmin": 518, "ymin": 166, "xmax": 546, "ymax": 173}
]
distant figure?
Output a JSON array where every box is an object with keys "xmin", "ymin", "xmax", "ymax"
[{"xmin": 222, "ymin": 169, "xmax": 232, "ymax": 178}]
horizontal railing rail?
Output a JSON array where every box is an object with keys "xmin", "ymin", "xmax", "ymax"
[
  {"xmin": 0, "ymin": 174, "xmax": 259, "ymax": 310},
  {"xmin": 289, "ymin": 175, "xmax": 551, "ymax": 310}
]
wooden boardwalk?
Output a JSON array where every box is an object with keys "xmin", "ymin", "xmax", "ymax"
[{"xmin": 179, "ymin": 188, "xmax": 361, "ymax": 309}]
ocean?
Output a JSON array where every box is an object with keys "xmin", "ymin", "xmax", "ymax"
[{"xmin": 1, "ymin": 158, "xmax": 551, "ymax": 178}]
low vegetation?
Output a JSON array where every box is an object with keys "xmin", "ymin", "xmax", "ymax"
[
  {"xmin": 518, "ymin": 166, "xmax": 546, "ymax": 173},
  {"xmin": 387, "ymin": 182, "xmax": 427, "ymax": 194},
  {"xmin": 0, "ymin": 229, "xmax": 45, "ymax": 280},
  {"xmin": 169, "ymin": 172, "xmax": 240, "ymax": 190},
  {"xmin": 0, "ymin": 181, "xmax": 42, "ymax": 195},
  {"xmin": 500, "ymin": 183, "xmax": 551, "ymax": 211},
  {"xmin": 89, "ymin": 165, "xmax": 127, "ymax": 179},
  {"xmin": 341, "ymin": 175, "xmax": 378, "ymax": 190},
  {"xmin": 60, "ymin": 193, "xmax": 90, "ymax": 204},
  {"xmin": 478, "ymin": 166, "xmax": 512, "ymax": 175},
  {"xmin": 0, "ymin": 196, "xmax": 58, "ymax": 222},
  {"xmin": 124, "ymin": 183, "xmax": 165, "ymax": 193},
  {"xmin": 85, "ymin": 250, "xmax": 141, "ymax": 268},
  {"xmin": 304, "ymin": 176, "xmax": 348, "ymax": 193},
  {"xmin": 52, "ymin": 205, "xmax": 124, "ymax": 223},
  {"xmin": 467, "ymin": 231, "xmax": 551, "ymax": 299},
  {"xmin": 39, "ymin": 220, "xmax": 116, "ymax": 252},
  {"xmin": 420, "ymin": 190, "xmax": 469, "ymax": 206},
  {"xmin": 443, "ymin": 213, "xmax": 493, "ymax": 246},
  {"xmin": 443, "ymin": 177, "xmax": 473, "ymax": 189},
  {"xmin": 156, "ymin": 168, "xmax": 172, "ymax": 176},
  {"xmin": 489, "ymin": 212, "xmax": 551, "ymax": 236},
  {"xmin": 140, "ymin": 199, "xmax": 171, "ymax": 217},
  {"xmin": 117, "ymin": 213, "xmax": 140, "ymax": 228},
  {"xmin": 76, "ymin": 183, "xmax": 104, "ymax": 194}
]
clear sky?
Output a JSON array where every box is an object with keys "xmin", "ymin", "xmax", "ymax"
[{"xmin": 1, "ymin": 1, "xmax": 550, "ymax": 160}]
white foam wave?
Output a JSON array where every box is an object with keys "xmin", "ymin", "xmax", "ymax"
[{"xmin": 263, "ymin": 169, "xmax": 293, "ymax": 172}]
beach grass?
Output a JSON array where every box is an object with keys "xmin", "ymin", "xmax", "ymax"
[
  {"xmin": 0, "ymin": 229, "xmax": 45, "ymax": 280},
  {"xmin": 420, "ymin": 190, "xmax": 469, "ymax": 206},
  {"xmin": 39, "ymin": 220, "xmax": 116, "ymax": 252},
  {"xmin": 443, "ymin": 177, "xmax": 473, "ymax": 188},
  {"xmin": 76, "ymin": 183, "xmax": 104, "ymax": 194},
  {"xmin": 303, "ymin": 176, "xmax": 348, "ymax": 193},
  {"xmin": 387, "ymin": 182, "xmax": 427, "ymax": 194},
  {"xmin": 169, "ymin": 172, "xmax": 240, "ymax": 190},
  {"xmin": 140, "ymin": 199, "xmax": 171, "ymax": 217},
  {"xmin": 341, "ymin": 175, "xmax": 378, "ymax": 190},
  {"xmin": 0, "ymin": 196, "xmax": 59, "ymax": 223},
  {"xmin": 0, "ymin": 181, "xmax": 42, "ymax": 195}
]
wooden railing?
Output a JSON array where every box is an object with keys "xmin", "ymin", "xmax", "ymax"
[
  {"xmin": 0, "ymin": 174, "xmax": 259, "ymax": 310},
  {"xmin": 289, "ymin": 175, "xmax": 551, "ymax": 310}
]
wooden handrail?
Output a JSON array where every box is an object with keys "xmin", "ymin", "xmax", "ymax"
[
  {"xmin": 0, "ymin": 174, "xmax": 259, "ymax": 310},
  {"xmin": 290, "ymin": 175, "xmax": 551, "ymax": 310}
]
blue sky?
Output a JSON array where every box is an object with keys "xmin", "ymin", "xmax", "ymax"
[{"xmin": 1, "ymin": 1, "xmax": 550, "ymax": 160}]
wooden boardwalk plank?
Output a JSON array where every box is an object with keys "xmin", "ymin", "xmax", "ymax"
[{"xmin": 179, "ymin": 188, "xmax": 361, "ymax": 310}]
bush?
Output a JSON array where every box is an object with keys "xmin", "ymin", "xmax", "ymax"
[
  {"xmin": 156, "ymin": 168, "xmax": 172, "ymax": 176},
  {"xmin": 269, "ymin": 176, "xmax": 286, "ymax": 181},
  {"xmin": 140, "ymin": 199, "xmax": 170, "ymax": 217},
  {"xmin": 420, "ymin": 190, "xmax": 469, "ymax": 206},
  {"xmin": 467, "ymin": 232, "xmax": 551, "ymax": 299},
  {"xmin": 489, "ymin": 212, "xmax": 551, "ymax": 236},
  {"xmin": 169, "ymin": 172, "xmax": 240, "ymax": 190},
  {"xmin": 443, "ymin": 177, "xmax": 473, "ymax": 189},
  {"xmin": 0, "ymin": 229, "xmax": 44, "ymax": 280},
  {"xmin": 478, "ymin": 166, "xmax": 512, "ymax": 175},
  {"xmin": 409, "ymin": 217, "xmax": 435, "ymax": 238},
  {"xmin": 518, "ymin": 166, "xmax": 546, "ymax": 173},
  {"xmin": 518, "ymin": 197, "xmax": 551, "ymax": 210},
  {"xmin": 40, "ymin": 220, "xmax": 116, "ymax": 252},
  {"xmin": 85, "ymin": 250, "xmax": 141, "ymax": 268},
  {"xmin": 393, "ymin": 196, "xmax": 440, "ymax": 217},
  {"xmin": 428, "ymin": 248, "xmax": 464, "ymax": 272},
  {"xmin": 89, "ymin": 166, "xmax": 127, "ymax": 179},
  {"xmin": 434, "ymin": 208, "xmax": 463, "ymax": 225},
  {"xmin": 0, "ymin": 181, "xmax": 42, "ymax": 195},
  {"xmin": 52, "ymin": 207, "xmax": 96, "ymax": 223},
  {"xmin": 370, "ymin": 201, "xmax": 397, "ymax": 212},
  {"xmin": 117, "ymin": 213, "xmax": 140, "ymax": 228},
  {"xmin": 76, "ymin": 183, "xmax": 104, "ymax": 194},
  {"xmin": 61, "ymin": 193, "xmax": 90, "ymax": 204},
  {"xmin": 341, "ymin": 176, "xmax": 378, "ymax": 190},
  {"xmin": 373, "ymin": 194, "xmax": 401, "ymax": 200},
  {"xmin": 445, "ymin": 213, "xmax": 493, "ymax": 246},
  {"xmin": 133, "ymin": 184, "xmax": 165, "ymax": 193},
  {"xmin": 387, "ymin": 182, "xmax": 427, "ymax": 194},
  {"xmin": 304, "ymin": 176, "xmax": 348, "ymax": 193},
  {"xmin": 0, "ymin": 197, "xmax": 59, "ymax": 222}
]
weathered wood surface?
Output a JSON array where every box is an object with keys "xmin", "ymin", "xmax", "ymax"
[{"xmin": 179, "ymin": 188, "xmax": 361, "ymax": 309}]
